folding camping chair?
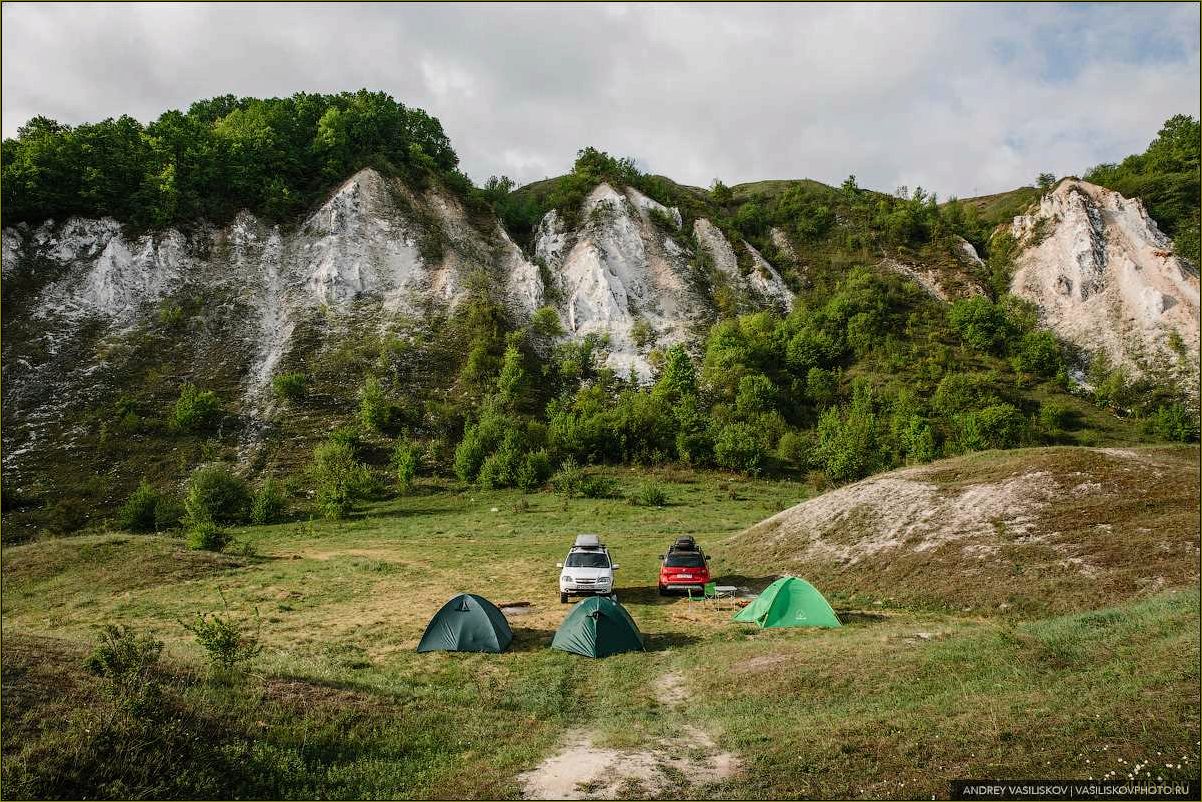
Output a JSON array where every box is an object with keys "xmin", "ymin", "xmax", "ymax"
[{"xmin": 688, "ymin": 582, "xmax": 736, "ymax": 610}]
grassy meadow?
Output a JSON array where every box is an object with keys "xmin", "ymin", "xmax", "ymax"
[{"xmin": 2, "ymin": 465, "xmax": 1199, "ymax": 799}]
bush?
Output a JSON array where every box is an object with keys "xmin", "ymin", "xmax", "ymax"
[
  {"xmin": 184, "ymin": 464, "xmax": 251, "ymax": 525},
  {"xmin": 171, "ymin": 383, "xmax": 220, "ymax": 432},
  {"xmin": 48, "ymin": 497, "xmax": 89, "ymax": 533},
  {"xmin": 815, "ymin": 405, "xmax": 880, "ymax": 482},
  {"xmin": 358, "ymin": 375, "xmax": 397, "ymax": 432},
  {"xmin": 1013, "ymin": 330, "xmax": 1064, "ymax": 377},
  {"xmin": 713, "ymin": 422, "xmax": 767, "ymax": 475},
  {"xmin": 179, "ymin": 607, "xmax": 262, "ymax": 674},
  {"xmin": 947, "ymin": 297, "xmax": 1013, "ymax": 354},
  {"xmin": 84, "ymin": 624, "xmax": 164, "ymax": 716},
  {"xmin": 955, "ymin": 403, "xmax": 1026, "ymax": 451},
  {"xmin": 271, "ymin": 371, "xmax": 308, "ymax": 403},
  {"xmin": 628, "ymin": 481, "xmax": 668, "ymax": 507},
  {"xmin": 249, "ymin": 478, "xmax": 286, "ymax": 525},
  {"xmin": 391, "ymin": 439, "xmax": 421, "ymax": 493},
  {"xmin": 187, "ymin": 521, "xmax": 232, "ymax": 552},
  {"xmin": 1039, "ymin": 401, "xmax": 1075, "ymax": 433},
  {"xmin": 85, "ymin": 624, "xmax": 164, "ymax": 685},
  {"xmin": 310, "ymin": 439, "xmax": 371, "ymax": 519},
  {"xmin": 932, "ymin": 372, "xmax": 993, "ymax": 416},
  {"xmin": 118, "ymin": 479, "xmax": 161, "ymax": 532},
  {"xmin": 515, "ymin": 449, "xmax": 552, "ymax": 491},
  {"xmin": 154, "ymin": 496, "xmax": 185, "ymax": 530},
  {"xmin": 776, "ymin": 430, "xmax": 811, "ymax": 466},
  {"xmin": 1144, "ymin": 403, "xmax": 1199, "ymax": 442},
  {"xmin": 551, "ymin": 457, "xmax": 584, "ymax": 499},
  {"xmin": 580, "ymin": 474, "xmax": 618, "ymax": 499}
]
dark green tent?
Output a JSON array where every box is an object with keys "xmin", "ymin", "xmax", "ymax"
[
  {"xmin": 417, "ymin": 593, "xmax": 513, "ymax": 653},
  {"xmin": 732, "ymin": 576, "xmax": 841, "ymax": 629},
  {"xmin": 551, "ymin": 596, "xmax": 644, "ymax": 658}
]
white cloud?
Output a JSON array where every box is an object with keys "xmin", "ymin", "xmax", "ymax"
[{"xmin": 2, "ymin": 2, "xmax": 1197, "ymax": 198}]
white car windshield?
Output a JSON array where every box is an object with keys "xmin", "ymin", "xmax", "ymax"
[{"xmin": 566, "ymin": 552, "xmax": 610, "ymax": 568}]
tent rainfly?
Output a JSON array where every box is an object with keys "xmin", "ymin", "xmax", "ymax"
[
  {"xmin": 551, "ymin": 596, "xmax": 645, "ymax": 658},
  {"xmin": 417, "ymin": 593, "xmax": 514, "ymax": 653},
  {"xmin": 733, "ymin": 576, "xmax": 842, "ymax": 629}
]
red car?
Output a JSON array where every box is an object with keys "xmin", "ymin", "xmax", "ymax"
[{"xmin": 657, "ymin": 536, "xmax": 711, "ymax": 595}]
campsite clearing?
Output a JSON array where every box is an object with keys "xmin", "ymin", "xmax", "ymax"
[{"xmin": 2, "ymin": 456, "xmax": 1199, "ymax": 799}]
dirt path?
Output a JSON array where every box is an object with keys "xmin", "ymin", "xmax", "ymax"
[{"xmin": 518, "ymin": 671, "xmax": 740, "ymax": 800}]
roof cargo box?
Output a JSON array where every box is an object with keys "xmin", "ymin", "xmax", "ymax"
[{"xmin": 574, "ymin": 534, "xmax": 602, "ymax": 549}]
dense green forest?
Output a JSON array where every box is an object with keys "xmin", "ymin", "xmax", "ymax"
[{"xmin": 1, "ymin": 90, "xmax": 467, "ymax": 229}]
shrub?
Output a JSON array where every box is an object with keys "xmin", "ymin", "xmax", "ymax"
[
  {"xmin": 580, "ymin": 474, "xmax": 619, "ymax": 499},
  {"xmin": 1013, "ymin": 330, "xmax": 1064, "ymax": 377},
  {"xmin": 932, "ymin": 372, "xmax": 993, "ymax": 416},
  {"xmin": 310, "ymin": 439, "xmax": 371, "ymax": 519},
  {"xmin": 453, "ymin": 417, "xmax": 501, "ymax": 483},
  {"xmin": 391, "ymin": 439, "xmax": 421, "ymax": 493},
  {"xmin": 776, "ymin": 430, "xmax": 811, "ymax": 466},
  {"xmin": 735, "ymin": 374, "xmax": 776, "ymax": 415},
  {"xmin": 805, "ymin": 367, "xmax": 838, "ymax": 408},
  {"xmin": 1039, "ymin": 401, "xmax": 1075, "ymax": 433},
  {"xmin": 184, "ymin": 464, "xmax": 251, "ymax": 525},
  {"xmin": 947, "ymin": 297, "xmax": 1013, "ymax": 354},
  {"xmin": 551, "ymin": 457, "xmax": 584, "ymax": 499},
  {"xmin": 629, "ymin": 481, "xmax": 668, "ymax": 507},
  {"xmin": 187, "ymin": 521, "xmax": 232, "ymax": 552},
  {"xmin": 477, "ymin": 431, "xmax": 525, "ymax": 489},
  {"xmin": 1144, "ymin": 403, "xmax": 1199, "ymax": 442},
  {"xmin": 358, "ymin": 375, "xmax": 397, "ymax": 432},
  {"xmin": 713, "ymin": 422, "xmax": 767, "ymax": 475},
  {"xmin": 118, "ymin": 479, "xmax": 161, "ymax": 532},
  {"xmin": 84, "ymin": 624, "xmax": 164, "ymax": 716},
  {"xmin": 515, "ymin": 449, "xmax": 552, "ymax": 492},
  {"xmin": 956, "ymin": 403, "xmax": 1026, "ymax": 451},
  {"xmin": 171, "ymin": 383, "xmax": 220, "ymax": 432},
  {"xmin": 271, "ymin": 371, "xmax": 308, "ymax": 403},
  {"xmin": 530, "ymin": 305, "xmax": 564, "ymax": 338},
  {"xmin": 815, "ymin": 405, "xmax": 880, "ymax": 482},
  {"xmin": 153, "ymin": 496, "xmax": 185, "ymax": 530},
  {"xmin": 179, "ymin": 607, "xmax": 262, "ymax": 674},
  {"xmin": 85, "ymin": 624, "xmax": 164, "ymax": 685},
  {"xmin": 249, "ymin": 478, "xmax": 286, "ymax": 525},
  {"xmin": 48, "ymin": 497, "xmax": 89, "ymax": 533}
]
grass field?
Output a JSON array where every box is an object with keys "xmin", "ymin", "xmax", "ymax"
[{"xmin": 2, "ymin": 463, "xmax": 1199, "ymax": 799}]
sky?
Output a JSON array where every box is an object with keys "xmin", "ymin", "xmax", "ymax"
[{"xmin": 2, "ymin": 1, "xmax": 1198, "ymax": 198}]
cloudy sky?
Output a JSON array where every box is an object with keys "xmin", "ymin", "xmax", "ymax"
[{"xmin": 3, "ymin": 2, "xmax": 1198, "ymax": 198}]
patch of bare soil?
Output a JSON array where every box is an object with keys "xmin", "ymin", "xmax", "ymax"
[
  {"xmin": 518, "ymin": 727, "xmax": 739, "ymax": 800},
  {"xmin": 652, "ymin": 671, "xmax": 687, "ymax": 706}
]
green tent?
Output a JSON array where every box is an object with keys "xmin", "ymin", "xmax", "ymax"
[
  {"xmin": 551, "ymin": 596, "xmax": 645, "ymax": 658},
  {"xmin": 417, "ymin": 593, "xmax": 513, "ymax": 653},
  {"xmin": 733, "ymin": 576, "xmax": 841, "ymax": 629}
]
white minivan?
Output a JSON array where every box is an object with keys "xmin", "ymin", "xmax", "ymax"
[{"xmin": 557, "ymin": 534, "xmax": 619, "ymax": 603}]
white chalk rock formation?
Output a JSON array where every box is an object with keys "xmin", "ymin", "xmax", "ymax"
[{"xmin": 1010, "ymin": 179, "xmax": 1199, "ymax": 382}]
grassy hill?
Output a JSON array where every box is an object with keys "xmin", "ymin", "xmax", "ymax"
[
  {"xmin": 2, "ymin": 457, "xmax": 1198, "ymax": 798},
  {"xmin": 729, "ymin": 445, "xmax": 1201, "ymax": 615}
]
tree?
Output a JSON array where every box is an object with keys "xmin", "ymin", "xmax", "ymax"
[
  {"xmin": 652, "ymin": 345, "xmax": 697, "ymax": 402},
  {"xmin": 1037, "ymin": 172, "xmax": 1056, "ymax": 192},
  {"xmin": 710, "ymin": 179, "xmax": 733, "ymax": 204}
]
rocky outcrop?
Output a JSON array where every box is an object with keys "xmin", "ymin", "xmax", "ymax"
[
  {"xmin": 1010, "ymin": 179, "xmax": 1200, "ymax": 382},
  {"xmin": 693, "ymin": 218, "xmax": 793, "ymax": 311},
  {"xmin": 532, "ymin": 183, "xmax": 697, "ymax": 380}
]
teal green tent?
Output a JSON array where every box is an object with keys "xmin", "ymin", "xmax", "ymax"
[
  {"xmin": 733, "ymin": 577, "xmax": 841, "ymax": 629},
  {"xmin": 551, "ymin": 596, "xmax": 644, "ymax": 658},
  {"xmin": 417, "ymin": 593, "xmax": 513, "ymax": 653}
]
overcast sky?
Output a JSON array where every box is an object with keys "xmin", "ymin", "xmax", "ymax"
[{"xmin": 3, "ymin": 2, "xmax": 1198, "ymax": 198}]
